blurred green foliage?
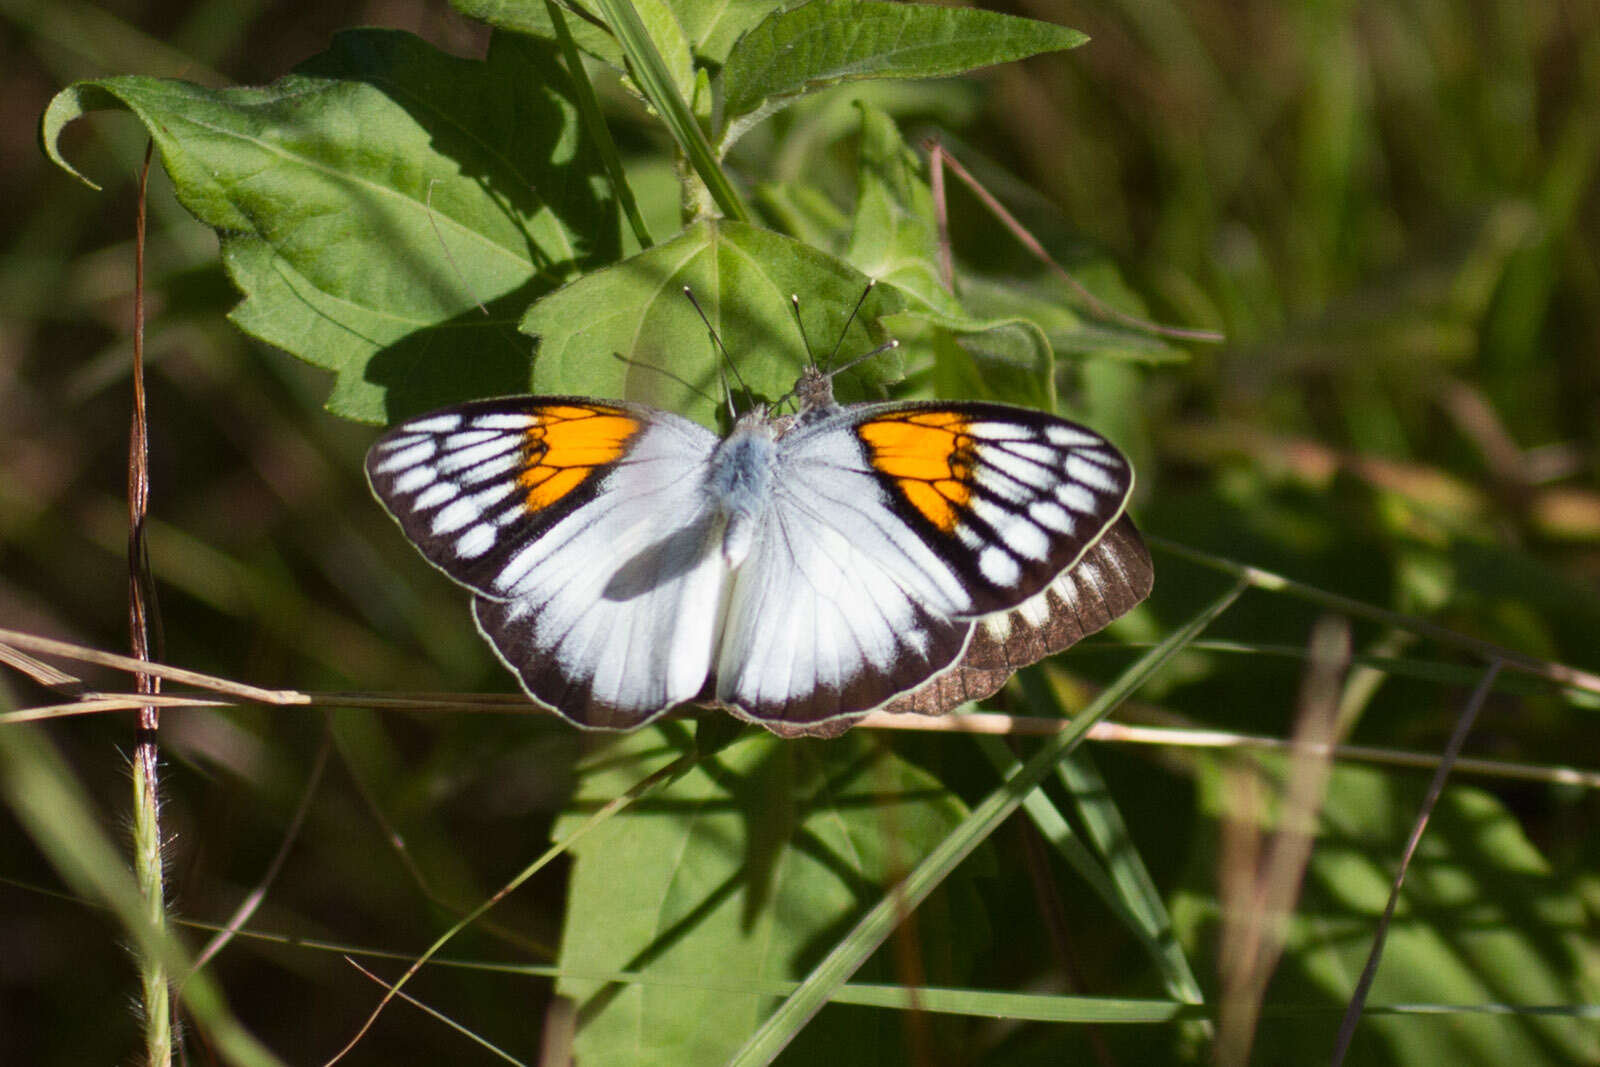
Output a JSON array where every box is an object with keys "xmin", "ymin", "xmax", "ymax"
[{"xmin": 1, "ymin": 1, "xmax": 1597, "ymax": 1064}]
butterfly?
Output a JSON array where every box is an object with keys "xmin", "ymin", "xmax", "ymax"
[{"xmin": 365, "ymin": 359, "xmax": 1153, "ymax": 739}]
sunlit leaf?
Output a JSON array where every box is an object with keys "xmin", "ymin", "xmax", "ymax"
[
  {"xmin": 555, "ymin": 727, "xmax": 983, "ymax": 1066},
  {"xmin": 42, "ymin": 29, "xmax": 619, "ymax": 423},
  {"xmin": 1174, "ymin": 760, "xmax": 1600, "ymax": 1064},
  {"xmin": 842, "ymin": 102, "xmax": 1052, "ymax": 405},
  {"xmin": 719, "ymin": 2, "xmax": 1086, "ymax": 147},
  {"xmin": 522, "ymin": 218, "xmax": 906, "ymax": 428}
]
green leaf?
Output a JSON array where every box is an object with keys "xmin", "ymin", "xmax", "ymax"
[
  {"xmin": 719, "ymin": 2, "xmax": 1087, "ymax": 147},
  {"xmin": 41, "ymin": 29, "xmax": 619, "ymax": 423},
  {"xmin": 957, "ymin": 272, "xmax": 1187, "ymax": 365},
  {"xmin": 452, "ymin": 0, "xmax": 624, "ymax": 67},
  {"xmin": 733, "ymin": 579, "xmax": 1248, "ymax": 1064},
  {"xmin": 554, "ymin": 727, "xmax": 982, "ymax": 1067},
  {"xmin": 841, "ymin": 102, "xmax": 1053, "ymax": 405},
  {"xmin": 671, "ymin": 0, "xmax": 786, "ymax": 66},
  {"xmin": 454, "ymin": 0, "xmax": 783, "ymax": 70},
  {"xmin": 621, "ymin": 0, "xmax": 698, "ymax": 105},
  {"xmin": 522, "ymin": 218, "xmax": 907, "ymax": 428},
  {"xmin": 754, "ymin": 180, "xmax": 852, "ymax": 252},
  {"xmin": 1174, "ymin": 760, "xmax": 1600, "ymax": 1063},
  {"xmin": 457, "ymin": 2, "xmax": 753, "ymax": 221},
  {"xmin": 842, "ymin": 101, "xmax": 958, "ymax": 318}
]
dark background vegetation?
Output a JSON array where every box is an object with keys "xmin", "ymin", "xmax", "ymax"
[{"xmin": 2, "ymin": 1, "xmax": 1597, "ymax": 1063}]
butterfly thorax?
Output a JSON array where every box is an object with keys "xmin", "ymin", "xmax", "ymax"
[{"xmin": 707, "ymin": 412, "xmax": 780, "ymax": 566}]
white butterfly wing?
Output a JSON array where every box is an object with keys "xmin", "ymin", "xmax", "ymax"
[
  {"xmin": 708, "ymin": 428, "xmax": 976, "ymax": 735},
  {"xmin": 367, "ymin": 399, "xmax": 729, "ymax": 728},
  {"xmin": 711, "ymin": 401, "xmax": 1141, "ymax": 736}
]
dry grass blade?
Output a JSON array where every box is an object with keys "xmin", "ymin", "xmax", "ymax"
[
  {"xmin": 1086, "ymin": 722, "xmax": 1600, "ymax": 790},
  {"xmin": 1148, "ymin": 536, "xmax": 1600, "ymax": 698},
  {"xmin": 0, "ymin": 628, "xmax": 310, "ymax": 704},
  {"xmin": 1216, "ymin": 617, "xmax": 1349, "ymax": 1065},
  {"xmin": 924, "ymin": 139, "xmax": 1225, "ymax": 343},
  {"xmin": 1330, "ymin": 659, "xmax": 1504, "ymax": 1064},
  {"xmin": 0, "ymin": 643, "xmax": 84, "ymax": 692},
  {"xmin": 0, "ymin": 695, "xmax": 235, "ymax": 722},
  {"xmin": 3, "ymin": 689, "xmax": 1594, "ymax": 790}
]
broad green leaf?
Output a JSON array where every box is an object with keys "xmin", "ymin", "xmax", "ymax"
[
  {"xmin": 754, "ymin": 180, "xmax": 852, "ymax": 253},
  {"xmin": 454, "ymin": 0, "xmax": 781, "ymax": 70},
  {"xmin": 457, "ymin": 0, "xmax": 735, "ymax": 204},
  {"xmin": 842, "ymin": 102, "xmax": 961, "ymax": 319},
  {"xmin": 554, "ymin": 727, "xmax": 983, "ymax": 1067},
  {"xmin": 719, "ymin": 2, "xmax": 1087, "ymax": 148},
  {"xmin": 522, "ymin": 218, "xmax": 907, "ymax": 428},
  {"xmin": 452, "ymin": 0, "xmax": 625, "ymax": 68},
  {"xmin": 42, "ymin": 29, "xmax": 618, "ymax": 423},
  {"xmin": 672, "ymin": 0, "xmax": 786, "ymax": 66},
  {"xmin": 1173, "ymin": 760, "xmax": 1600, "ymax": 1064}
]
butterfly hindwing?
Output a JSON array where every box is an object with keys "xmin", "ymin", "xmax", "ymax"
[
  {"xmin": 706, "ymin": 465, "xmax": 976, "ymax": 734},
  {"xmin": 704, "ymin": 401, "xmax": 1141, "ymax": 735},
  {"xmin": 884, "ymin": 514, "xmax": 1154, "ymax": 716}
]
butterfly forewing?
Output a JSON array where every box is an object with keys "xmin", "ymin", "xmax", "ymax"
[
  {"xmin": 847, "ymin": 402, "xmax": 1136, "ymax": 615},
  {"xmin": 366, "ymin": 399, "xmax": 652, "ymax": 593},
  {"xmin": 367, "ymin": 398, "xmax": 731, "ymax": 728}
]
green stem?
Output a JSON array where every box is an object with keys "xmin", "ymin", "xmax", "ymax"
[
  {"xmin": 132, "ymin": 743, "xmax": 171, "ymax": 1065},
  {"xmin": 544, "ymin": 0, "xmax": 653, "ymax": 249},
  {"xmin": 592, "ymin": 0, "xmax": 749, "ymax": 222}
]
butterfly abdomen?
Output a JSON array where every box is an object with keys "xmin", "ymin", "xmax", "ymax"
[{"xmin": 707, "ymin": 418, "xmax": 780, "ymax": 566}]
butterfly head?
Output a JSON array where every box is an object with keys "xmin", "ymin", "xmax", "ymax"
[{"xmin": 791, "ymin": 363, "xmax": 837, "ymax": 415}]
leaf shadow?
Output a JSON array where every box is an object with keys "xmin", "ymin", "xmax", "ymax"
[{"xmin": 571, "ymin": 734, "xmax": 952, "ymax": 1028}]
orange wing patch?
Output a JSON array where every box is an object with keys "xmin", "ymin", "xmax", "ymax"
[
  {"xmin": 519, "ymin": 405, "xmax": 641, "ymax": 511},
  {"xmin": 857, "ymin": 412, "xmax": 978, "ymax": 532}
]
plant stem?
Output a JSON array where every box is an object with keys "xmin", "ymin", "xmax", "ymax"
[
  {"xmin": 132, "ymin": 743, "xmax": 170, "ymax": 1065},
  {"xmin": 130, "ymin": 141, "xmax": 170, "ymax": 1067}
]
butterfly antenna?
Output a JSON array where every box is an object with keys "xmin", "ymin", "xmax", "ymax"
[
  {"xmin": 771, "ymin": 282, "xmax": 894, "ymax": 413},
  {"xmin": 834, "ymin": 338, "xmax": 899, "ymax": 380},
  {"xmin": 682, "ymin": 286, "xmax": 754, "ymax": 413},
  {"xmin": 826, "ymin": 278, "xmax": 877, "ymax": 369},
  {"xmin": 425, "ymin": 178, "xmax": 490, "ymax": 317},
  {"xmin": 788, "ymin": 293, "xmax": 818, "ymax": 370}
]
